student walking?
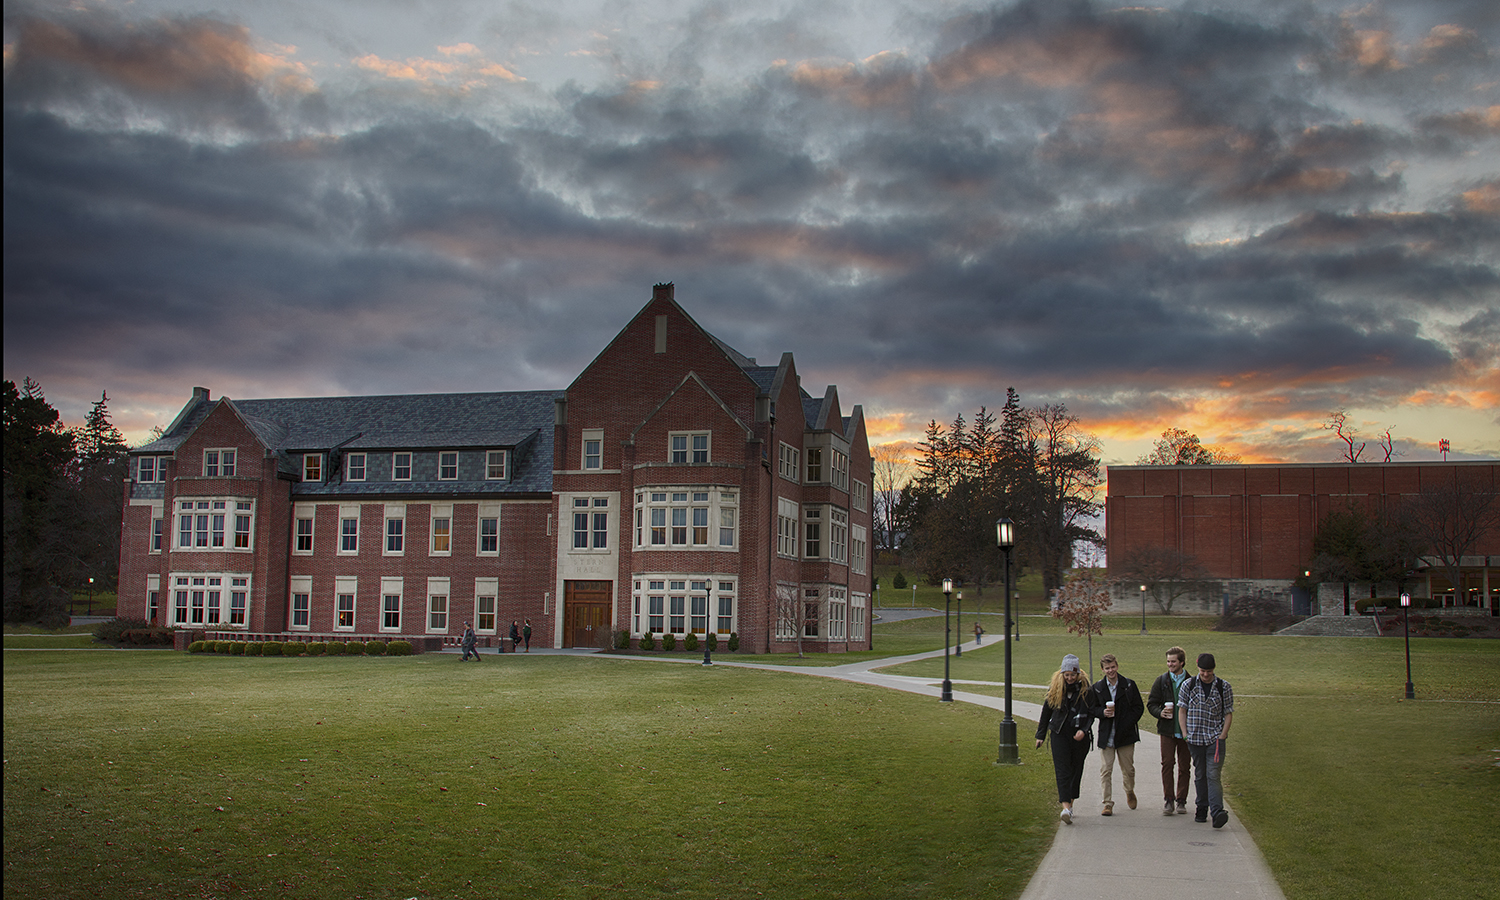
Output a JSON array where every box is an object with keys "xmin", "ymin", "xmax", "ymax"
[
  {"xmin": 1178, "ymin": 653, "xmax": 1234, "ymax": 828},
  {"xmin": 1146, "ymin": 646, "xmax": 1193, "ymax": 815},
  {"xmin": 1089, "ymin": 653, "xmax": 1144, "ymax": 815},
  {"xmin": 459, "ymin": 621, "xmax": 478, "ymax": 661},
  {"xmin": 509, "ymin": 621, "xmax": 521, "ymax": 653},
  {"xmin": 522, "ymin": 620, "xmax": 532, "ymax": 652},
  {"xmin": 1034, "ymin": 654, "xmax": 1099, "ymax": 825}
]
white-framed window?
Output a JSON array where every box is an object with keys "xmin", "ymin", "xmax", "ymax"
[
  {"xmin": 832, "ymin": 450, "xmax": 849, "ymax": 491},
  {"xmin": 853, "ymin": 479, "xmax": 869, "ymax": 512},
  {"xmin": 852, "ymin": 524, "xmax": 868, "ymax": 575},
  {"xmin": 151, "ymin": 517, "xmax": 164, "ymax": 553},
  {"xmin": 829, "ymin": 586, "xmax": 847, "ymax": 640},
  {"xmin": 830, "ymin": 508, "xmax": 848, "ymax": 564},
  {"xmin": 294, "ymin": 504, "xmax": 315, "ymax": 554},
  {"xmin": 303, "ymin": 454, "xmax": 323, "ymax": 482},
  {"xmin": 340, "ymin": 507, "xmax": 359, "ymax": 555},
  {"xmin": 439, "ymin": 451, "xmax": 459, "ymax": 481},
  {"xmin": 475, "ymin": 577, "xmax": 498, "ymax": 633},
  {"xmin": 627, "ymin": 578, "xmax": 734, "ymax": 637},
  {"xmin": 716, "ymin": 580, "xmax": 735, "ymax": 635},
  {"xmin": 633, "ymin": 489, "xmax": 737, "ymax": 550},
  {"xmin": 669, "ymin": 580, "xmax": 687, "ymax": 633},
  {"xmin": 380, "ymin": 577, "xmax": 402, "ymax": 632},
  {"xmin": 335, "ymin": 576, "xmax": 357, "ymax": 630},
  {"xmin": 137, "ymin": 456, "xmax": 159, "ymax": 483},
  {"xmin": 572, "ymin": 497, "xmax": 610, "ymax": 550},
  {"xmin": 582, "ymin": 429, "xmax": 603, "ymax": 470},
  {"xmin": 806, "ymin": 448, "xmax": 823, "ymax": 483},
  {"xmin": 392, "ymin": 452, "xmax": 412, "ymax": 481},
  {"xmin": 804, "ymin": 588, "xmax": 820, "ymax": 637},
  {"xmin": 430, "ymin": 504, "xmax": 452, "ymax": 556},
  {"xmin": 175, "ymin": 498, "xmax": 254, "ymax": 551},
  {"xmin": 204, "ymin": 449, "xmax": 236, "ymax": 477},
  {"xmin": 486, "ymin": 450, "xmax": 508, "ymax": 480},
  {"xmin": 427, "ymin": 577, "xmax": 450, "ymax": 633},
  {"xmin": 290, "ymin": 576, "xmax": 312, "ymax": 630},
  {"xmin": 346, "ymin": 453, "xmax": 367, "ymax": 481},
  {"xmin": 778, "ymin": 443, "xmax": 799, "ymax": 480},
  {"xmin": 384, "ymin": 504, "xmax": 405, "ymax": 555},
  {"xmin": 670, "ymin": 431, "xmax": 709, "ymax": 464},
  {"xmin": 171, "ymin": 572, "xmax": 250, "ymax": 628},
  {"xmin": 804, "ymin": 506, "xmax": 822, "ymax": 558},
  {"xmin": 478, "ymin": 502, "xmax": 500, "ymax": 556},
  {"xmin": 147, "ymin": 575, "xmax": 161, "ymax": 624},
  {"xmin": 851, "ymin": 592, "xmax": 868, "ymax": 639},
  {"xmin": 777, "ymin": 497, "xmax": 799, "ymax": 558}
]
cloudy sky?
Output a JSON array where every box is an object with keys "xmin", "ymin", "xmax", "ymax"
[{"xmin": 4, "ymin": 0, "xmax": 1497, "ymax": 467}]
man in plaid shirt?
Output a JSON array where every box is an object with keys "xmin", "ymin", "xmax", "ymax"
[{"xmin": 1177, "ymin": 652, "xmax": 1233, "ymax": 828}]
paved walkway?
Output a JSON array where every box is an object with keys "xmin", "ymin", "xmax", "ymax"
[{"xmin": 570, "ymin": 638, "xmax": 1287, "ymax": 900}]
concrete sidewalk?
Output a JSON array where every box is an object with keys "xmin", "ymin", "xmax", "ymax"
[{"xmin": 593, "ymin": 639, "xmax": 1287, "ymax": 900}]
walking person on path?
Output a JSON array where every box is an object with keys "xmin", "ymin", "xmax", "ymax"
[
  {"xmin": 1089, "ymin": 653, "xmax": 1144, "ymax": 816},
  {"xmin": 509, "ymin": 621, "xmax": 521, "ymax": 653},
  {"xmin": 459, "ymin": 621, "xmax": 478, "ymax": 661},
  {"xmin": 1146, "ymin": 646, "xmax": 1193, "ymax": 815},
  {"xmin": 522, "ymin": 619, "xmax": 532, "ymax": 652},
  {"xmin": 973, "ymin": 622, "xmax": 984, "ymax": 646},
  {"xmin": 1034, "ymin": 654, "xmax": 1099, "ymax": 825},
  {"xmin": 1178, "ymin": 652, "xmax": 1234, "ymax": 828}
]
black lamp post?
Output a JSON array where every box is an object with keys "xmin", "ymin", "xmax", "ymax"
[
  {"xmin": 941, "ymin": 577, "xmax": 954, "ymax": 702},
  {"xmin": 87, "ymin": 577, "xmax": 95, "ymax": 616},
  {"xmin": 955, "ymin": 590, "xmax": 963, "ymax": 657},
  {"xmin": 995, "ymin": 518, "xmax": 1019, "ymax": 764},
  {"xmin": 703, "ymin": 579, "xmax": 713, "ymax": 666},
  {"xmin": 1140, "ymin": 584, "xmax": 1148, "ymax": 635},
  {"xmin": 1400, "ymin": 592, "xmax": 1414, "ymax": 699}
]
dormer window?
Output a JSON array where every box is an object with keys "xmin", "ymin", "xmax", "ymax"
[
  {"xmin": 439, "ymin": 451, "xmax": 459, "ymax": 480},
  {"xmin": 303, "ymin": 454, "xmax": 323, "ymax": 482},
  {"xmin": 486, "ymin": 450, "xmax": 508, "ymax": 480},
  {"xmin": 671, "ymin": 432, "xmax": 709, "ymax": 464},
  {"xmin": 205, "ymin": 449, "xmax": 236, "ymax": 477}
]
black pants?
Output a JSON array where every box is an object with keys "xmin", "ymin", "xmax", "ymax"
[{"xmin": 1050, "ymin": 733, "xmax": 1091, "ymax": 803}]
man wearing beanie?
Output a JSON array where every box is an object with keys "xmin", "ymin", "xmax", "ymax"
[{"xmin": 1177, "ymin": 652, "xmax": 1234, "ymax": 828}]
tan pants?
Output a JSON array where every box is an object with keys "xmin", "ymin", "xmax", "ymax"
[{"xmin": 1100, "ymin": 743, "xmax": 1136, "ymax": 810}]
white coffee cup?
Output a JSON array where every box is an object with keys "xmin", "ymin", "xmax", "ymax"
[
  {"xmin": 1106, "ymin": 700, "xmax": 1115, "ymax": 716},
  {"xmin": 1163, "ymin": 702, "xmax": 1174, "ymax": 716}
]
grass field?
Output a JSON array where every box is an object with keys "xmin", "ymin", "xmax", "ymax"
[
  {"xmin": 3, "ymin": 648, "xmax": 1056, "ymax": 900},
  {"xmin": 878, "ymin": 614, "xmax": 1500, "ymax": 900}
]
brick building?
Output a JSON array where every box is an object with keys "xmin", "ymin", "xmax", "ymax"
[
  {"xmin": 1105, "ymin": 461, "xmax": 1500, "ymax": 615},
  {"xmin": 117, "ymin": 284, "xmax": 873, "ymax": 652}
]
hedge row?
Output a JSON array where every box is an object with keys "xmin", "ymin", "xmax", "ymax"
[{"xmin": 188, "ymin": 640, "xmax": 414, "ymax": 656}]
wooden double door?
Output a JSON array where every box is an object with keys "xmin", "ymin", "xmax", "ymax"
[{"xmin": 563, "ymin": 581, "xmax": 612, "ymax": 649}]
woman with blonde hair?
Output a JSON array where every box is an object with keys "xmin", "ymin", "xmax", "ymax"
[{"xmin": 1034, "ymin": 654, "xmax": 1099, "ymax": 824}]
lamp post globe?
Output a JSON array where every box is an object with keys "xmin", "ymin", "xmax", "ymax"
[{"xmin": 994, "ymin": 518, "xmax": 1019, "ymax": 764}]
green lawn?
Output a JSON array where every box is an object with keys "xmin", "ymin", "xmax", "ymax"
[
  {"xmin": 878, "ymin": 619, "xmax": 1500, "ymax": 900},
  {"xmin": 3, "ymin": 649, "xmax": 1056, "ymax": 900}
]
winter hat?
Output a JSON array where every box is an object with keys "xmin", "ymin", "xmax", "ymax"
[
  {"xmin": 1061, "ymin": 654, "xmax": 1081, "ymax": 672},
  {"xmin": 1197, "ymin": 653, "xmax": 1216, "ymax": 670}
]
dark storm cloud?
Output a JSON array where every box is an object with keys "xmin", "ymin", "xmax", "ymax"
[{"xmin": 3, "ymin": 0, "xmax": 1497, "ymax": 458}]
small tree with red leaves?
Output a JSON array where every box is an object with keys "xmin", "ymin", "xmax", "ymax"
[{"xmin": 1051, "ymin": 569, "xmax": 1112, "ymax": 675}]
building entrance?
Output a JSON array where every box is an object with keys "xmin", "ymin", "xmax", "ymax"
[{"xmin": 564, "ymin": 580, "xmax": 612, "ymax": 648}]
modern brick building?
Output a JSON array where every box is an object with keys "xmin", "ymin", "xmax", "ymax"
[
  {"xmin": 117, "ymin": 284, "xmax": 874, "ymax": 652},
  {"xmin": 1105, "ymin": 461, "xmax": 1500, "ymax": 615}
]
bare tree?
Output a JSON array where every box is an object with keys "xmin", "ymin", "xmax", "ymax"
[
  {"xmin": 1052, "ymin": 569, "xmax": 1112, "ymax": 675},
  {"xmin": 872, "ymin": 443, "xmax": 913, "ymax": 553},
  {"xmin": 773, "ymin": 582, "xmax": 825, "ymax": 658},
  {"xmin": 1324, "ymin": 409, "xmax": 1365, "ymax": 462},
  {"xmin": 1026, "ymin": 404, "xmax": 1104, "ymax": 598},
  {"xmin": 1403, "ymin": 473, "xmax": 1500, "ymax": 606},
  {"xmin": 1113, "ymin": 546, "xmax": 1211, "ymax": 614},
  {"xmin": 1377, "ymin": 427, "xmax": 1400, "ymax": 463}
]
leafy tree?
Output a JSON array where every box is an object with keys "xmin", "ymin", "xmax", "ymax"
[
  {"xmin": 3, "ymin": 379, "xmax": 76, "ymax": 625},
  {"xmin": 1309, "ymin": 503, "xmax": 1424, "ymax": 614},
  {"xmin": 1023, "ymin": 404, "xmax": 1104, "ymax": 597},
  {"xmin": 1137, "ymin": 428, "xmax": 1240, "ymax": 465},
  {"xmin": 1051, "ymin": 568, "xmax": 1111, "ymax": 675},
  {"xmin": 1402, "ymin": 473, "xmax": 1500, "ymax": 607},
  {"xmin": 1112, "ymin": 546, "xmax": 1211, "ymax": 614}
]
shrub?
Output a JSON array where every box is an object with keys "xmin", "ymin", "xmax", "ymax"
[
  {"xmin": 188, "ymin": 640, "xmax": 207, "ymax": 654},
  {"xmin": 344, "ymin": 640, "xmax": 364, "ymax": 656},
  {"xmin": 639, "ymin": 632, "xmax": 655, "ymax": 650},
  {"xmin": 94, "ymin": 617, "xmax": 151, "ymax": 645},
  {"xmin": 365, "ymin": 640, "xmax": 386, "ymax": 656},
  {"xmin": 119, "ymin": 628, "xmax": 173, "ymax": 646},
  {"xmin": 662, "ymin": 632, "xmax": 677, "ymax": 651},
  {"xmin": 306, "ymin": 641, "xmax": 325, "ymax": 656},
  {"xmin": 212, "ymin": 640, "xmax": 229, "ymax": 654},
  {"xmin": 263, "ymin": 641, "xmax": 284, "ymax": 657},
  {"xmin": 387, "ymin": 640, "xmax": 413, "ymax": 656},
  {"xmin": 727, "ymin": 632, "xmax": 739, "ymax": 652},
  {"xmin": 706, "ymin": 632, "xmax": 718, "ymax": 651},
  {"xmin": 683, "ymin": 632, "xmax": 699, "ymax": 651},
  {"xmin": 245, "ymin": 642, "xmax": 263, "ymax": 656},
  {"xmin": 615, "ymin": 629, "xmax": 630, "ymax": 650},
  {"xmin": 325, "ymin": 641, "xmax": 346, "ymax": 656},
  {"xmin": 283, "ymin": 641, "xmax": 305, "ymax": 656},
  {"xmin": 229, "ymin": 642, "xmax": 245, "ymax": 656},
  {"xmin": 1217, "ymin": 595, "xmax": 1297, "ymax": 634},
  {"xmin": 892, "ymin": 571, "xmax": 908, "ymax": 590}
]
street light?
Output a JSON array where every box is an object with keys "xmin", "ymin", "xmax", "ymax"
[
  {"xmin": 702, "ymin": 577, "xmax": 714, "ymax": 666},
  {"xmin": 1140, "ymin": 584, "xmax": 1147, "ymax": 635},
  {"xmin": 955, "ymin": 590, "xmax": 963, "ymax": 657},
  {"xmin": 1400, "ymin": 592, "xmax": 1414, "ymax": 699},
  {"xmin": 995, "ymin": 518, "xmax": 1019, "ymax": 765},
  {"xmin": 941, "ymin": 577, "xmax": 955, "ymax": 702}
]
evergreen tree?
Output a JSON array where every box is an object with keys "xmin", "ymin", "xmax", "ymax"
[{"xmin": 3, "ymin": 379, "xmax": 76, "ymax": 625}]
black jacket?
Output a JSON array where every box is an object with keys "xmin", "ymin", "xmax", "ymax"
[
  {"xmin": 1035, "ymin": 682, "xmax": 1099, "ymax": 743},
  {"xmin": 1146, "ymin": 671, "xmax": 1187, "ymax": 736},
  {"xmin": 1088, "ymin": 675, "xmax": 1144, "ymax": 748}
]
